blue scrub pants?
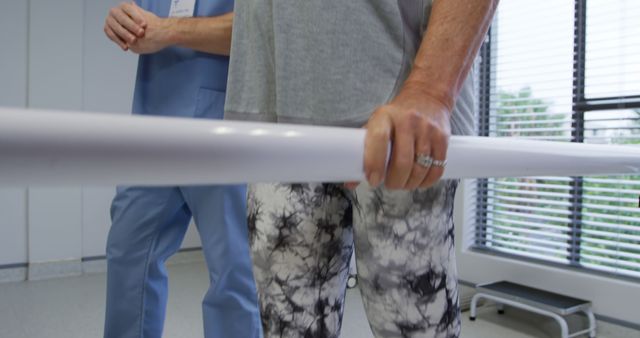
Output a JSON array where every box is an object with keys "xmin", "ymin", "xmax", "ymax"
[{"xmin": 103, "ymin": 185, "xmax": 261, "ymax": 338}]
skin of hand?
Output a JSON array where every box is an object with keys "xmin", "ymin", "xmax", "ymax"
[
  {"xmin": 104, "ymin": 2, "xmax": 173, "ymax": 54},
  {"xmin": 362, "ymin": 86, "xmax": 452, "ymax": 191},
  {"xmin": 344, "ymin": 86, "xmax": 451, "ymax": 191},
  {"xmin": 126, "ymin": 4, "xmax": 175, "ymax": 54},
  {"xmin": 347, "ymin": 0, "xmax": 498, "ymax": 191},
  {"xmin": 104, "ymin": 2, "xmax": 233, "ymax": 55},
  {"xmin": 104, "ymin": 2, "xmax": 147, "ymax": 51}
]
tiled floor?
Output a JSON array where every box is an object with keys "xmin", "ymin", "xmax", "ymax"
[{"xmin": 0, "ymin": 262, "xmax": 637, "ymax": 338}]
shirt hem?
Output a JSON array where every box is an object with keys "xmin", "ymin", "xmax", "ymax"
[{"xmin": 224, "ymin": 110, "xmax": 369, "ymax": 128}]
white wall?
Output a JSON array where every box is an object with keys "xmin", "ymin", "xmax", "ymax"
[
  {"xmin": 455, "ymin": 181, "xmax": 640, "ymax": 325},
  {"xmin": 0, "ymin": 0, "xmax": 201, "ymax": 272},
  {"xmin": 27, "ymin": 0, "xmax": 85, "ymax": 265},
  {"xmin": 0, "ymin": 189, "xmax": 27, "ymax": 266},
  {"xmin": 0, "ymin": 1, "xmax": 28, "ymax": 108},
  {"xmin": 0, "ymin": 1, "xmax": 29, "ymax": 266}
]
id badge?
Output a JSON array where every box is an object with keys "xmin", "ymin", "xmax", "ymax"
[{"xmin": 168, "ymin": 0, "xmax": 196, "ymax": 17}]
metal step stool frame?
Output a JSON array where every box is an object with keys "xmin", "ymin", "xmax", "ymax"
[{"xmin": 469, "ymin": 281, "xmax": 597, "ymax": 338}]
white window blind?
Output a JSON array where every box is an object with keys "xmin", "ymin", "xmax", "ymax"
[{"xmin": 474, "ymin": 0, "xmax": 640, "ymax": 279}]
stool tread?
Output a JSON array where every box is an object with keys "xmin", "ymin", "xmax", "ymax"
[{"xmin": 477, "ymin": 281, "xmax": 590, "ymax": 311}]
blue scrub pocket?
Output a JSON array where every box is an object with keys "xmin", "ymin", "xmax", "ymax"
[{"xmin": 194, "ymin": 87, "xmax": 226, "ymax": 120}]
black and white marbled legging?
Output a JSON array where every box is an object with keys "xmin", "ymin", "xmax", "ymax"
[{"xmin": 248, "ymin": 180, "xmax": 460, "ymax": 338}]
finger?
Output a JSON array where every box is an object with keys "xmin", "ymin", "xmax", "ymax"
[
  {"xmin": 122, "ymin": 2, "xmax": 147, "ymax": 29},
  {"xmin": 364, "ymin": 110, "xmax": 393, "ymax": 187},
  {"xmin": 404, "ymin": 132, "xmax": 432, "ymax": 190},
  {"xmin": 104, "ymin": 25, "xmax": 128, "ymax": 50},
  {"xmin": 112, "ymin": 5, "xmax": 145, "ymax": 37},
  {"xmin": 419, "ymin": 129, "xmax": 448, "ymax": 188},
  {"xmin": 384, "ymin": 111, "xmax": 420, "ymax": 190},
  {"xmin": 107, "ymin": 16, "xmax": 137, "ymax": 44}
]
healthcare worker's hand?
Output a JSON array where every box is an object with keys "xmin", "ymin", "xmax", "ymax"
[
  {"xmin": 104, "ymin": 2, "xmax": 147, "ymax": 51},
  {"xmin": 127, "ymin": 3, "xmax": 174, "ymax": 54},
  {"xmin": 360, "ymin": 84, "xmax": 452, "ymax": 190}
]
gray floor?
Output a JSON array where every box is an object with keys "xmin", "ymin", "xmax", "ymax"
[{"xmin": 0, "ymin": 261, "xmax": 637, "ymax": 338}]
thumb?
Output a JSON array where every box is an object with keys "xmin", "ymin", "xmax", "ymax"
[{"xmin": 363, "ymin": 111, "xmax": 392, "ymax": 187}]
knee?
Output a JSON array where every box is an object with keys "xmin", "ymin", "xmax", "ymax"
[
  {"xmin": 105, "ymin": 231, "xmax": 131, "ymax": 262},
  {"xmin": 105, "ymin": 222, "xmax": 149, "ymax": 262}
]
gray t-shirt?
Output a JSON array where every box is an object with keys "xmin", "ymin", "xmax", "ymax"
[{"xmin": 225, "ymin": 0, "xmax": 476, "ymax": 135}]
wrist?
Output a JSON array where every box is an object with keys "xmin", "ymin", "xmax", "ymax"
[
  {"xmin": 401, "ymin": 64, "xmax": 457, "ymax": 112},
  {"xmin": 161, "ymin": 17, "xmax": 180, "ymax": 46},
  {"xmin": 394, "ymin": 80, "xmax": 455, "ymax": 115}
]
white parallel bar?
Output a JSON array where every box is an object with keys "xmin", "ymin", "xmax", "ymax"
[{"xmin": 0, "ymin": 108, "xmax": 640, "ymax": 186}]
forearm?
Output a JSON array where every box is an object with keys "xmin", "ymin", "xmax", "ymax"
[
  {"xmin": 399, "ymin": 0, "xmax": 498, "ymax": 111},
  {"xmin": 165, "ymin": 12, "xmax": 233, "ymax": 55}
]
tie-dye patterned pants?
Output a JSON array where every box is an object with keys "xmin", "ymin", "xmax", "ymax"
[{"xmin": 248, "ymin": 180, "xmax": 461, "ymax": 338}]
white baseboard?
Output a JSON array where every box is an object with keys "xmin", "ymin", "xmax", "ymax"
[
  {"xmin": 79, "ymin": 249, "xmax": 205, "ymax": 275},
  {"xmin": 82, "ymin": 259, "xmax": 107, "ymax": 275},
  {"xmin": 0, "ymin": 248, "xmax": 205, "ymax": 283},
  {"xmin": 28, "ymin": 259, "xmax": 82, "ymax": 281},
  {"xmin": 0, "ymin": 266, "xmax": 27, "ymax": 283}
]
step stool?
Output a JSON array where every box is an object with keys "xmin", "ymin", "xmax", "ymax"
[{"xmin": 469, "ymin": 281, "xmax": 596, "ymax": 338}]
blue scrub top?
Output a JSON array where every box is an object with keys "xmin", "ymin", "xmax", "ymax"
[{"xmin": 132, "ymin": 0, "xmax": 233, "ymax": 119}]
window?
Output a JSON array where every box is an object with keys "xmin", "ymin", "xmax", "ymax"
[{"xmin": 474, "ymin": 0, "xmax": 640, "ymax": 279}]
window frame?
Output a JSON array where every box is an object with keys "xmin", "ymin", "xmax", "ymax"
[
  {"xmin": 458, "ymin": 0, "xmax": 640, "ymax": 327},
  {"xmin": 473, "ymin": 0, "xmax": 640, "ymax": 279}
]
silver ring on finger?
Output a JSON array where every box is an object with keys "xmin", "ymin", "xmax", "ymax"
[
  {"xmin": 431, "ymin": 159, "xmax": 447, "ymax": 168},
  {"xmin": 415, "ymin": 153, "xmax": 433, "ymax": 168}
]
